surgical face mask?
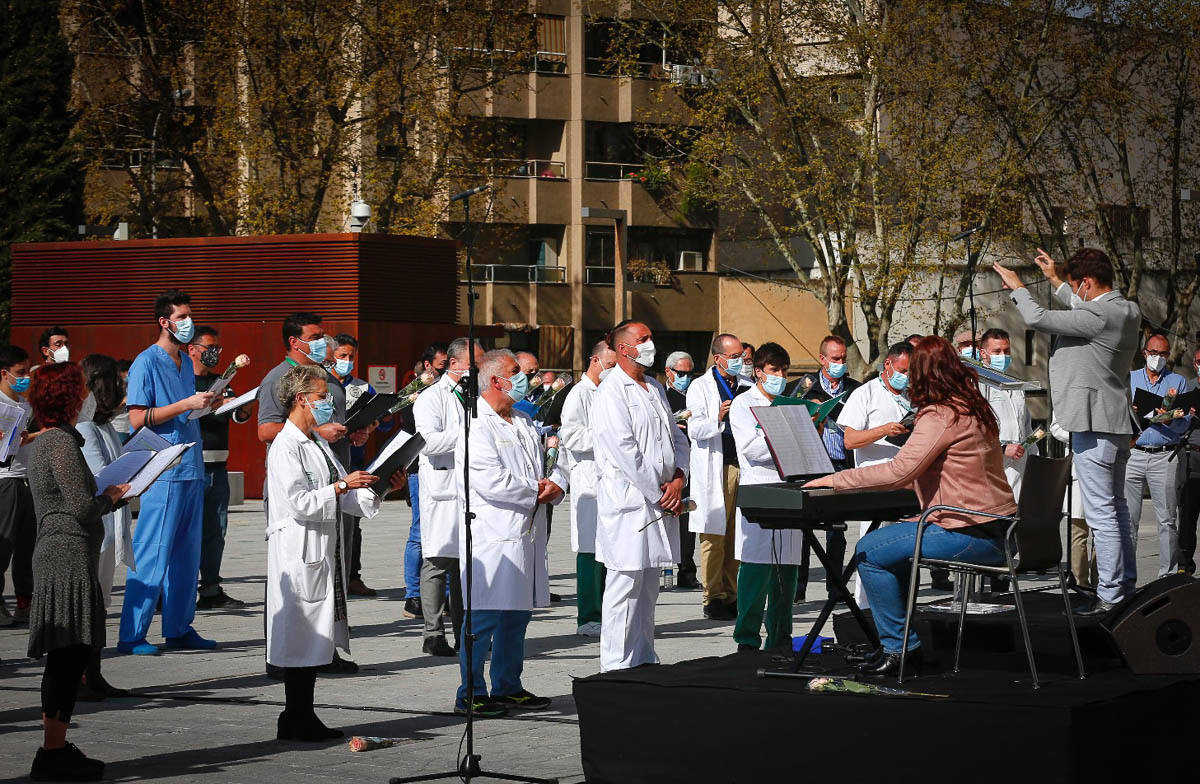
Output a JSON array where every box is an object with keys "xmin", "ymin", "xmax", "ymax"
[
  {"xmin": 169, "ymin": 316, "xmax": 194, "ymax": 344},
  {"xmin": 1069, "ymin": 281, "xmax": 1089, "ymax": 309},
  {"xmin": 628, "ymin": 340, "xmax": 656, "ymax": 368},
  {"xmin": 50, "ymin": 346, "xmax": 69, "ymax": 363},
  {"xmin": 335, "ymin": 358, "xmax": 354, "ymax": 376},
  {"xmin": 5, "ymin": 371, "xmax": 30, "ymax": 395},
  {"xmin": 506, "ymin": 371, "xmax": 529, "ymax": 402},
  {"xmin": 299, "ymin": 336, "xmax": 327, "ymax": 364},
  {"xmin": 198, "ymin": 345, "xmax": 220, "ymax": 368},
  {"xmin": 761, "ymin": 373, "xmax": 786, "ymax": 396},
  {"xmin": 1145, "ymin": 355, "xmax": 1166, "ymax": 374},
  {"xmin": 671, "ymin": 373, "xmax": 692, "ymax": 392},
  {"xmin": 307, "ymin": 395, "xmax": 335, "ymax": 426},
  {"xmin": 989, "ymin": 353, "xmax": 1012, "ymax": 373},
  {"xmin": 887, "ymin": 368, "xmax": 909, "ymax": 392},
  {"xmin": 960, "ymin": 347, "xmax": 977, "ymax": 360},
  {"xmin": 723, "ymin": 356, "xmax": 743, "ymax": 377},
  {"xmin": 826, "ymin": 362, "xmax": 846, "ymax": 379},
  {"xmin": 599, "ymin": 366, "xmax": 615, "ymax": 382}
]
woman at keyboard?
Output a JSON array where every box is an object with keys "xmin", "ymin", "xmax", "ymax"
[{"xmin": 804, "ymin": 335, "xmax": 1017, "ymax": 675}]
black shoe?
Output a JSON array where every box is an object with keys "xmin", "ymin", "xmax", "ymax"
[
  {"xmin": 844, "ymin": 647, "xmax": 885, "ymax": 666},
  {"xmin": 490, "ymin": 689, "xmax": 552, "ymax": 710},
  {"xmin": 1073, "ymin": 598, "xmax": 1117, "ymax": 618},
  {"xmin": 737, "ymin": 643, "xmax": 758, "ymax": 653},
  {"xmin": 930, "ymin": 572, "xmax": 955, "ymax": 591},
  {"xmin": 277, "ymin": 710, "xmax": 344, "ymax": 742},
  {"xmin": 454, "ymin": 699, "xmax": 508, "ymax": 718},
  {"xmin": 402, "ymin": 597, "xmax": 423, "ymax": 619},
  {"xmin": 318, "ymin": 652, "xmax": 359, "ymax": 675},
  {"xmin": 422, "ymin": 637, "xmax": 457, "ymax": 657},
  {"xmin": 793, "ymin": 586, "xmax": 807, "ymax": 605},
  {"xmin": 677, "ymin": 573, "xmax": 701, "ymax": 590},
  {"xmin": 858, "ymin": 648, "xmax": 923, "ymax": 676},
  {"xmin": 703, "ymin": 601, "xmax": 735, "ymax": 621},
  {"xmin": 197, "ymin": 589, "xmax": 246, "ymax": 610},
  {"xmin": 550, "ymin": 593, "xmax": 563, "ymax": 603},
  {"xmin": 266, "ymin": 662, "xmax": 285, "ymax": 681},
  {"xmin": 30, "ymin": 742, "xmax": 105, "ymax": 782}
]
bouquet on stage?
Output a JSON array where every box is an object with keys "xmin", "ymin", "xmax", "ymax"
[
  {"xmin": 388, "ymin": 371, "xmax": 438, "ymax": 413},
  {"xmin": 1020, "ymin": 427, "xmax": 1046, "ymax": 449}
]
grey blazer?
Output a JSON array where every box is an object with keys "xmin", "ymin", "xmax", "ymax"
[{"xmin": 1012, "ymin": 283, "xmax": 1140, "ymax": 435}]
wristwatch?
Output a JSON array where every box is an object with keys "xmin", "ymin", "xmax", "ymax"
[{"xmin": 336, "ymin": 480, "xmax": 349, "ymax": 494}]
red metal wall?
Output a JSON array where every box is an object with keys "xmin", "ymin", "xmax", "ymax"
[{"xmin": 9, "ymin": 233, "xmax": 467, "ymax": 496}]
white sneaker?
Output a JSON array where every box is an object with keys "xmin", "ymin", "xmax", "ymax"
[
  {"xmin": 0, "ymin": 600, "xmax": 13, "ymax": 628},
  {"xmin": 576, "ymin": 621, "xmax": 602, "ymax": 637}
]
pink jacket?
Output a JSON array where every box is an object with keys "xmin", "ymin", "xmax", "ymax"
[{"xmin": 831, "ymin": 404, "xmax": 1017, "ymax": 529}]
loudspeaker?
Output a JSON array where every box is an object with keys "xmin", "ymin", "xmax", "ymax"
[{"xmin": 1103, "ymin": 573, "xmax": 1200, "ymax": 674}]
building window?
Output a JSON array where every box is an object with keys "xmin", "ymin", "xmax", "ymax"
[
  {"xmin": 1099, "ymin": 204, "xmax": 1150, "ymax": 240},
  {"xmin": 535, "ymin": 15, "xmax": 567, "ymax": 73}
]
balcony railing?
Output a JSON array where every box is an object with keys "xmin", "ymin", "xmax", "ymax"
[
  {"xmin": 584, "ymin": 58, "xmax": 668, "ymax": 79},
  {"xmin": 445, "ymin": 47, "xmax": 568, "ymax": 74},
  {"xmin": 584, "ymin": 161, "xmax": 644, "ymax": 181},
  {"xmin": 584, "ymin": 266, "xmax": 615, "ymax": 285},
  {"xmin": 465, "ymin": 264, "xmax": 567, "ymax": 283},
  {"xmin": 450, "ymin": 158, "xmax": 566, "ymax": 179}
]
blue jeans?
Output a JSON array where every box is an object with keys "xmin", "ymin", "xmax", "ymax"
[
  {"xmin": 855, "ymin": 522, "xmax": 1005, "ymax": 653},
  {"xmin": 199, "ymin": 464, "xmax": 230, "ymax": 597},
  {"xmin": 456, "ymin": 609, "xmax": 532, "ymax": 705},
  {"xmin": 405, "ymin": 474, "xmax": 422, "ymax": 598},
  {"xmin": 1072, "ymin": 431, "xmax": 1135, "ymax": 603}
]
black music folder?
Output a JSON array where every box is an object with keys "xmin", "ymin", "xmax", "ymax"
[
  {"xmin": 884, "ymin": 410, "xmax": 918, "ymax": 447},
  {"xmin": 365, "ymin": 430, "xmax": 425, "ymax": 494},
  {"xmin": 1132, "ymin": 388, "xmax": 1199, "ymax": 418},
  {"xmin": 751, "ymin": 405, "xmax": 835, "ymax": 482},
  {"xmin": 344, "ymin": 392, "xmax": 400, "ymax": 432}
]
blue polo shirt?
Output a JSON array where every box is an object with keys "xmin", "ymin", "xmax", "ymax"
[
  {"xmin": 1130, "ymin": 368, "xmax": 1191, "ymax": 448},
  {"xmin": 126, "ymin": 344, "xmax": 204, "ymax": 481}
]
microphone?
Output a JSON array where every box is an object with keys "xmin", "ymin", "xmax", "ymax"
[
  {"xmin": 951, "ymin": 223, "xmax": 987, "ymax": 242},
  {"xmin": 450, "ymin": 184, "xmax": 489, "ymax": 202}
]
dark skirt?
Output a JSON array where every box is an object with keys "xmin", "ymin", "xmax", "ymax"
[{"xmin": 27, "ymin": 523, "xmax": 105, "ymax": 659}]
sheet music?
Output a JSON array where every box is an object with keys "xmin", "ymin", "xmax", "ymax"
[
  {"xmin": 209, "ymin": 386, "xmax": 258, "ymax": 417},
  {"xmin": 367, "ymin": 430, "xmax": 413, "ymax": 474},
  {"xmin": 751, "ymin": 405, "xmax": 834, "ymax": 480},
  {"xmin": 189, "ymin": 376, "xmax": 232, "ymax": 419},
  {"xmin": 0, "ymin": 400, "xmax": 28, "ymax": 463},
  {"xmin": 125, "ymin": 443, "xmax": 192, "ymax": 497},
  {"xmin": 122, "ymin": 427, "xmax": 171, "ymax": 455},
  {"xmin": 93, "ymin": 451, "xmax": 154, "ymax": 494}
]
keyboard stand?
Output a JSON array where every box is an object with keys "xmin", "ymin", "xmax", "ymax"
[{"xmin": 759, "ymin": 518, "xmax": 884, "ymax": 680}]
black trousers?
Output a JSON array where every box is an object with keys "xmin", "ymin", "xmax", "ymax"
[
  {"xmin": 0, "ymin": 477, "xmax": 36, "ymax": 599},
  {"xmin": 42, "ymin": 644, "xmax": 93, "ymax": 723},
  {"xmin": 350, "ymin": 519, "xmax": 364, "ymax": 581},
  {"xmin": 678, "ymin": 480, "xmax": 697, "ymax": 577},
  {"xmin": 796, "ymin": 459, "xmax": 849, "ymax": 597},
  {"xmin": 283, "ymin": 666, "xmax": 318, "ymax": 716},
  {"xmin": 1178, "ymin": 451, "xmax": 1200, "ymax": 574}
]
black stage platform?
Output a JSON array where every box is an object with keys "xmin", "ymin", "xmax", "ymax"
[{"xmin": 575, "ymin": 646, "xmax": 1200, "ymax": 784}]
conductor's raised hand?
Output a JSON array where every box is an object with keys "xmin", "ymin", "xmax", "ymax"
[
  {"xmin": 992, "ymin": 262, "xmax": 1024, "ymax": 291},
  {"xmin": 315, "ymin": 422, "xmax": 347, "ymax": 443},
  {"xmin": 536, "ymin": 478, "xmax": 564, "ymax": 504},
  {"xmin": 1032, "ymin": 247, "xmax": 1061, "ymax": 283}
]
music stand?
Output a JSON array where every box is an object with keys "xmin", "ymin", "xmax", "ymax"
[{"xmin": 388, "ymin": 189, "xmax": 556, "ymax": 784}]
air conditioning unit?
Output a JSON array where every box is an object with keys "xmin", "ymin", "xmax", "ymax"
[
  {"xmin": 677, "ymin": 251, "xmax": 704, "ymax": 271},
  {"xmin": 700, "ymin": 67, "xmax": 724, "ymax": 86},
  {"xmin": 670, "ymin": 64, "xmax": 701, "ymax": 86}
]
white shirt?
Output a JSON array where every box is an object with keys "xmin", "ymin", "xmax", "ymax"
[
  {"xmin": 836, "ymin": 377, "xmax": 910, "ymax": 467},
  {"xmin": 592, "ymin": 367, "xmax": 690, "ymax": 571},
  {"xmin": 0, "ymin": 393, "xmax": 32, "ymax": 479},
  {"xmin": 730, "ymin": 385, "xmax": 803, "ymax": 564},
  {"xmin": 559, "ymin": 375, "xmax": 601, "ymax": 553}
]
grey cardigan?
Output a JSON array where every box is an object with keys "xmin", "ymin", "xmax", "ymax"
[{"xmin": 1012, "ymin": 283, "xmax": 1140, "ymax": 435}]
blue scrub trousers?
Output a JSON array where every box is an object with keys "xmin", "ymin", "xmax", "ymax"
[
  {"xmin": 119, "ymin": 478, "xmax": 205, "ymax": 643},
  {"xmin": 456, "ymin": 609, "xmax": 532, "ymax": 705},
  {"xmin": 405, "ymin": 474, "xmax": 422, "ymax": 599}
]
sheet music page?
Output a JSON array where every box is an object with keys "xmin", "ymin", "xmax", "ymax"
[
  {"xmin": 367, "ymin": 430, "xmax": 412, "ymax": 474},
  {"xmin": 126, "ymin": 443, "xmax": 191, "ymax": 497},
  {"xmin": 0, "ymin": 399, "xmax": 27, "ymax": 463},
  {"xmin": 122, "ymin": 427, "xmax": 172, "ymax": 455},
  {"xmin": 210, "ymin": 386, "xmax": 258, "ymax": 417},
  {"xmin": 751, "ymin": 405, "xmax": 834, "ymax": 479},
  {"xmin": 93, "ymin": 451, "xmax": 155, "ymax": 495},
  {"xmin": 189, "ymin": 376, "xmax": 232, "ymax": 419}
]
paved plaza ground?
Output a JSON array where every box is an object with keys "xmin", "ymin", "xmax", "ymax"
[{"xmin": 0, "ymin": 495, "xmax": 1167, "ymax": 782}]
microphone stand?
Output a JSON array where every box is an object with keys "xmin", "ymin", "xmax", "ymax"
[{"xmin": 390, "ymin": 191, "xmax": 556, "ymax": 784}]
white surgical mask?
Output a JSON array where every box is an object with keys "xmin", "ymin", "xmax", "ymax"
[
  {"xmin": 723, "ymin": 356, "xmax": 744, "ymax": 377},
  {"xmin": 50, "ymin": 346, "xmax": 69, "ymax": 363},
  {"xmin": 761, "ymin": 374, "xmax": 786, "ymax": 396},
  {"xmin": 628, "ymin": 340, "xmax": 656, "ymax": 368},
  {"xmin": 171, "ymin": 316, "xmax": 195, "ymax": 344},
  {"xmin": 1146, "ymin": 355, "xmax": 1166, "ymax": 374}
]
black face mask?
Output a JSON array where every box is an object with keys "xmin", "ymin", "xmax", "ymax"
[{"xmin": 198, "ymin": 346, "xmax": 220, "ymax": 368}]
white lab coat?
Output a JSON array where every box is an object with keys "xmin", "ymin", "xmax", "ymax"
[
  {"xmin": 414, "ymin": 373, "xmax": 465, "ymax": 558},
  {"xmin": 593, "ymin": 367, "xmax": 691, "ymax": 571},
  {"xmin": 265, "ymin": 420, "xmax": 380, "ymax": 667},
  {"xmin": 559, "ymin": 374, "xmax": 600, "ymax": 553},
  {"xmin": 455, "ymin": 397, "xmax": 568, "ymax": 611},
  {"xmin": 982, "ymin": 384, "xmax": 1037, "ymax": 499},
  {"xmin": 686, "ymin": 368, "xmax": 736, "ymax": 535},
  {"xmin": 729, "ymin": 385, "xmax": 804, "ymax": 565}
]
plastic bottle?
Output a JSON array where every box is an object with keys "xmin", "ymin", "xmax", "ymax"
[{"xmin": 661, "ymin": 567, "xmax": 675, "ymax": 590}]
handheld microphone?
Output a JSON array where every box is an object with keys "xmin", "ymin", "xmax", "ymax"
[{"xmin": 450, "ymin": 184, "xmax": 490, "ymax": 202}]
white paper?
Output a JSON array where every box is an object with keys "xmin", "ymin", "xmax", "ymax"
[
  {"xmin": 125, "ymin": 443, "xmax": 192, "ymax": 497},
  {"xmin": 122, "ymin": 427, "xmax": 171, "ymax": 455},
  {"xmin": 209, "ymin": 386, "xmax": 258, "ymax": 417},
  {"xmin": 189, "ymin": 376, "xmax": 232, "ymax": 419},
  {"xmin": 751, "ymin": 405, "xmax": 835, "ymax": 479},
  {"xmin": 0, "ymin": 400, "xmax": 27, "ymax": 463},
  {"xmin": 94, "ymin": 451, "xmax": 154, "ymax": 494},
  {"xmin": 367, "ymin": 430, "xmax": 413, "ymax": 475}
]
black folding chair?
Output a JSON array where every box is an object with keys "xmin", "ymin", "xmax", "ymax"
[{"xmin": 898, "ymin": 455, "xmax": 1084, "ymax": 689}]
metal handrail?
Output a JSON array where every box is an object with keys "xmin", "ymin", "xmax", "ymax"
[
  {"xmin": 449, "ymin": 157, "xmax": 566, "ymax": 180},
  {"xmin": 445, "ymin": 46, "xmax": 568, "ymax": 74},
  {"xmin": 584, "ymin": 58, "xmax": 668, "ymax": 79},
  {"xmin": 584, "ymin": 266, "xmax": 616, "ymax": 285},
  {"xmin": 463, "ymin": 264, "xmax": 566, "ymax": 284},
  {"xmin": 584, "ymin": 161, "xmax": 645, "ymax": 180}
]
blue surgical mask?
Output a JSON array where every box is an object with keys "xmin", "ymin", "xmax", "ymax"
[
  {"xmin": 960, "ymin": 347, "xmax": 977, "ymax": 360},
  {"xmin": 827, "ymin": 362, "xmax": 846, "ymax": 379},
  {"xmin": 888, "ymin": 369, "xmax": 908, "ymax": 392},
  {"xmin": 172, "ymin": 316, "xmax": 195, "ymax": 344},
  {"xmin": 303, "ymin": 337, "xmax": 327, "ymax": 364},
  {"xmin": 506, "ymin": 371, "xmax": 529, "ymax": 402},
  {"xmin": 672, "ymin": 374, "xmax": 692, "ymax": 392},
  {"xmin": 989, "ymin": 354, "xmax": 1012, "ymax": 373},
  {"xmin": 761, "ymin": 374, "xmax": 786, "ymax": 396},
  {"xmin": 309, "ymin": 396, "xmax": 335, "ymax": 426},
  {"xmin": 723, "ymin": 356, "xmax": 743, "ymax": 377},
  {"xmin": 8, "ymin": 373, "xmax": 30, "ymax": 394},
  {"xmin": 335, "ymin": 358, "xmax": 353, "ymax": 376}
]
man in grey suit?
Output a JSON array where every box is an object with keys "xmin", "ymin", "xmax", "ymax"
[{"xmin": 994, "ymin": 248, "xmax": 1141, "ymax": 615}]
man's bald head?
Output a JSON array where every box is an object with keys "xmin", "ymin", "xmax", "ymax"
[{"xmin": 514, "ymin": 351, "xmax": 539, "ymax": 375}]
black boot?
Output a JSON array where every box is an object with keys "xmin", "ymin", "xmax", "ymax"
[
  {"xmin": 844, "ymin": 646, "xmax": 885, "ymax": 666},
  {"xmin": 277, "ymin": 709, "xmax": 343, "ymax": 742},
  {"xmin": 858, "ymin": 648, "xmax": 923, "ymax": 677},
  {"xmin": 30, "ymin": 742, "xmax": 105, "ymax": 781},
  {"xmin": 80, "ymin": 648, "xmax": 129, "ymax": 700}
]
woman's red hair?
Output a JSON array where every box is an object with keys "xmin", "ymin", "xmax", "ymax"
[
  {"xmin": 908, "ymin": 336, "xmax": 999, "ymax": 439},
  {"xmin": 29, "ymin": 362, "xmax": 85, "ymax": 429}
]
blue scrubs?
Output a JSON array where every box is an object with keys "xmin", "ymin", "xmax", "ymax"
[{"xmin": 118, "ymin": 344, "xmax": 206, "ymax": 644}]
